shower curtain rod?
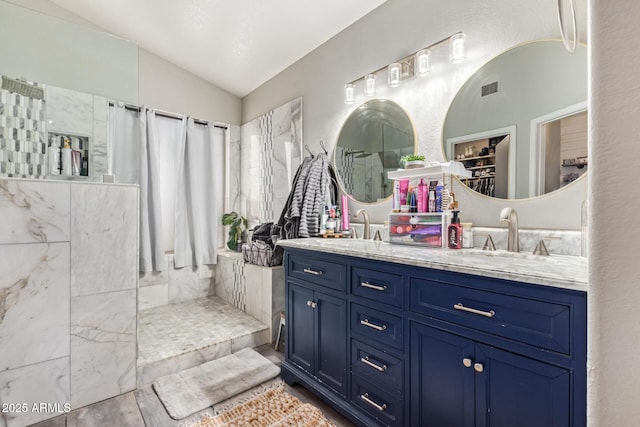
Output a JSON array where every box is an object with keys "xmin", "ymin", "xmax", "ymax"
[{"xmin": 107, "ymin": 101, "xmax": 228, "ymax": 130}]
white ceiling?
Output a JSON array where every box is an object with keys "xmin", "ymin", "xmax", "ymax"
[{"xmin": 48, "ymin": 0, "xmax": 387, "ymax": 97}]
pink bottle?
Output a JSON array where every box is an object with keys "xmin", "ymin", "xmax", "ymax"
[{"xmin": 417, "ymin": 179, "xmax": 427, "ymax": 213}]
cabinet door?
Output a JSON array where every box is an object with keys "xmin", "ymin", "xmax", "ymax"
[
  {"xmin": 315, "ymin": 291, "xmax": 347, "ymax": 396},
  {"xmin": 475, "ymin": 343, "xmax": 570, "ymax": 427},
  {"xmin": 410, "ymin": 322, "xmax": 475, "ymax": 427},
  {"xmin": 287, "ymin": 283, "xmax": 315, "ymax": 374}
]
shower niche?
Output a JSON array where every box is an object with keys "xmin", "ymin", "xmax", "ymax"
[{"xmin": 46, "ymin": 131, "xmax": 91, "ymax": 179}]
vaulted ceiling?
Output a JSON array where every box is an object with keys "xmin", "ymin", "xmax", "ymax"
[{"xmin": 49, "ymin": 0, "xmax": 387, "ymax": 97}]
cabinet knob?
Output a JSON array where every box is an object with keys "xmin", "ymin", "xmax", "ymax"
[
  {"xmin": 474, "ymin": 362, "xmax": 484, "ymax": 373},
  {"xmin": 307, "ymin": 300, "xmax": 312, "ymax": 307},
  {"xmin": 463, "ymin": 358, "xmax": 472, "ymax": 368},
  {"xmin": 310, "ymin": 301, "xmax": 317, "ymax": 309}
]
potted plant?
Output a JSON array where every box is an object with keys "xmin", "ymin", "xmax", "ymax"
[
  {"xmin": 222, "ymin": 211, "xmax": 248, "ymax": 251},
  {"xmin": 400, "ymin": 154, "xmax": 426, "ymax": 169}
]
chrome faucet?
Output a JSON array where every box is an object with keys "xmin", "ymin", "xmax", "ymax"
[
  {"xmin": 355, "ymin": 209, "xmax": 371, "ymax": 240},
  {"xmin": 499, "ymin": 207, "xmax": 519, "ymax": 252}
]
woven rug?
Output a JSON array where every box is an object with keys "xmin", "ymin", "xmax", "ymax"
[
  {"xmin": 180, "ymin": 380, "xmax": 336, "ymax": 427},
  {"xmin": 153, "ymin": 348, "xmax": 281, "ymax": 420}
]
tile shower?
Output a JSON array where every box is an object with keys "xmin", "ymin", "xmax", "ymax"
[{"xmin": 0, "ymin": 92, "xmax": 301, "ymax": 425}]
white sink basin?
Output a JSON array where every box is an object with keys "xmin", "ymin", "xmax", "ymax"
[{"xmin": 447, "ymin": 248, "xmax": 569, "ymax": 264}]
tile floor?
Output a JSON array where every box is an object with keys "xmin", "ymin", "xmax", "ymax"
[
  {"xmin": 137, "ymin": 297, "xmax": 271, "ymax": 386},
  {"xmin": 138, "ymin": 297, "xmax": 268, "ymax": 365},
  {"xmin": 30, "ymin": 344, "xmax": 355, "ymax": 427}
]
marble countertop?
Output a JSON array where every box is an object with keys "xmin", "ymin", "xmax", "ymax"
[{"xmin": 278, "ymin": 238, "xmax": 588, "ymax": 292}]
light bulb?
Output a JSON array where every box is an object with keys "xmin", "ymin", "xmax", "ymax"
[
  {"xmin": 449, "ymin": 33, "xmax": 466, "ymax": 63},
  {"xmin": 388, "ymin": 63, "xmax": 401, "ymax": 87},
  {"xmin": 365, "ymin": 74, "xmax": 376, "ymax": 97},
  {"xmin": 416, "ymin": 49, "xmax": 431, "ymax": 76},
  {"xmin": 344, "ymin": 83, "xmax": 355, "ymax": 104}
]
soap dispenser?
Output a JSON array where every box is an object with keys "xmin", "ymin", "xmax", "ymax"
[{"xmin": 447, "ymin": 210, "xmax": 463, "ymax": 249}]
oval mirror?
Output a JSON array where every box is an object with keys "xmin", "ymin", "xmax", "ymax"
[
  {"xmin": 334, "ymin": 99, "xmax": 416, "ymax": 203},
  {"xmin": 443, "ymin": 40, "xmax": 588, "ymax": 199}
]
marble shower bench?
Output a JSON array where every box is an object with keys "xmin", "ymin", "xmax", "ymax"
[{"xmin": 215, "ymin": 250, "xmax": 286, "ymax": 344}]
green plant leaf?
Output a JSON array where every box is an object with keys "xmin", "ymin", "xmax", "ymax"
[{"xmin": 222, "ymin": 211, "xmax": 238, "ymax": 225}]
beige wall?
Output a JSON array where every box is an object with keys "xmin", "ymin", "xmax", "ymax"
[
  {"xmin": 138, "ymin": 48, "xmax": 240, "ymax": 124},
  {"xmin": 588, "ymin": 0, "xmax": 640, "ymax": 424},
  {"xmin": 241, "ymin": 0, "xmax": 589, "ymax": 229}
]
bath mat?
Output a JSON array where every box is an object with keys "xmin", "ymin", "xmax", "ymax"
[
  {"xmin": 153, "ymin": 348, "xmax": 281, "ymax": 420},
  {"xmin": 179, "ymin": 380, "xmax": 336, "ymax": 427}
]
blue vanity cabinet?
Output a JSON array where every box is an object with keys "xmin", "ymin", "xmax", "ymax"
[
  {"xmin": 410, "ymin": 322, "xmax": 571, "ymax": 427},
  {"xmin": 349, "ymin": 261, "xmax": 407, "ymax": 427},
  {"xmin": 281, "ymin": 245, "xmax": 586, "ymax": 427},
  {"xmin": 284, "ymin": 251, "xmax": 348, "ymax": 398},
  {"xmin": 408, "ymin": 269, "xmax": 586, "ymax": 427}
]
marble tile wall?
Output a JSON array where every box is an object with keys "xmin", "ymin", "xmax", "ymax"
[
  {"xmin": 0, "ymin": 178, "xmax": 138, "ymax": 426},
  {"xmin": 138, "ymin": 254, "xmax": 215, "ymax": 310},
  {"xmin": 0, "ymin": 83, "xmax": 47, "ymax": 179},
  {"xmin": 227, "ymin": 124, "xmax": 241, "ymax": 213},
  {"xmin": 240, "ymin": 97, "xmax": 302, "ymax": 227}
]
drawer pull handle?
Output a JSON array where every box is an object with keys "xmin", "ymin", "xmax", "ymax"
[
  {"xmin": 360, "ymin": 319, "xmax": 387, "ymax": 331},
  {"xmin": 303, "ymin": 268, "xmax": 322, "ymax": 276},
  {"xmin": 454, "ymin": 303, "xmax": 496, "ymax": 318},
  {"xmin": 360, "ymin": 393, "xmax": 387, "ymax": 412},
  {"xmin": 361, "ymin": 356, "xmax": 387, "ymax": 372},
  {"xmin": 361, "ymin": 281, "xmax": 387, "ymax": 292}
]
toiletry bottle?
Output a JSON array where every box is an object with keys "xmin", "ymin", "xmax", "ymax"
[
  {"xmin": 417, "ymin": 179, "xmax": 427, "ymax": 213},
  {"xmin": 48, "ymin": 140, "xmax": 60, "ymax": 175},
  {"xmin": 341, "ymin": 194, "xmax": 350, "ymax": 231},
  {"xmin": 320, "ymin": 206, "xmax": 327, "ymax": 235},
  {"xmin": 392, "ymin": 180, "xmax": 400, "ymax": 212},
  {"xmin": 71, "ymin": 150, "xmax": 81, "ymax": 176},
  {"xmin": 335, "ymin": 208, "xmax": 342, "ymax": 232},
  {"xmin": 409, "ymin": 190, "xmax": 417, "ymax": 213},
  {"xmin": 436, "ymin": 183, "xmax": 443, "ymax": 212},
  {"xmin": 462, "ymin": 222, "xmax": 474, "ymax": 248},
  {"xmin": 399, "ymin": 179, "xmax": 409, "ymax": 207},
  {"xmin": 441, "ymin": 183, "xmax": 451, "ymax": 210},
  {"xmin": 326, "ymin": 206, "xmax": 335, "ymax": 234},
  {"xmin": 447, "ymin": 210, "xmax": 463, "ymax": 249},
  {"xmin": 428, "ymin": 187, "xmax": 436, "ymax": 213},
  {"xmin": 61, "ymin": 138, "xmax": 72, "ymax": 176}
]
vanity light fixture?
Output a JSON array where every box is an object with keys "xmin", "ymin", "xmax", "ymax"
[
  {"xmin": 365, "ymin": 74, "xmax": 376, "ymax": 96},
  {"xmin": 449, "ymin": 33, "xmax": 466, "ymax": 63},
  {"xmin": 342, "ymin": 31, "xmax": 465, "ymax": 103},
  {"xmin": 388, "ymin": 63, "xmax": 401, "ymax": 87},
  {"xmin": 344, "ymin": 83, "xmax": 355, "ymax": 104},
  {"xmin": 416, "ymin": 49, "xmax": 431, "ymax": 76}
]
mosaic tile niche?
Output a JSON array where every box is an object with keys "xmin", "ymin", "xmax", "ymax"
[
  {"xmin": 0, "ymin": 81, "xmax": 109, "ymax": 181},
  {"xmin": 0, "ymin": 84, "xmax": 47, "ymax": 178}
]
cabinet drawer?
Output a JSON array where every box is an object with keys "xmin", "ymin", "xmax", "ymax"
[
  {"xmin": 288, "ymin": 253, "xmax": 346, "ymax": 292},
  {"xmin": 351, "ymin": 303, "xmax": 403, "ymax": 350},
  {"xmin": 351, "ymin": 375, "xmax": 403, "ymax": 427},
  {"xmin": 410, "ymin": 278, "xmax": 571, "ymax": 354},
  {"xmin": 351, "ymin": 339, "xmax": 403, "ymax": 393},
  {"xmin": 352, "ymin": 267, "xmax": 403, "ymax": 308}
]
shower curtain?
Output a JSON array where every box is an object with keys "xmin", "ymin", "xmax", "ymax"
[
  {"xmin": 174, "ymin": 118, "xmax": 223, "ymax": 268},
  {"xmin": 139, "ymin": 108, "xmax": 167, "ymax": 272}
]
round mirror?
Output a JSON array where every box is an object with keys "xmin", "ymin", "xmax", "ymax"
[
  {"xmin": 334, "ymin": 99, "xmax": 416, "ymax": 203},
  {"xmin": 443, "ymin": 40, "xmax": 587, "ymax": 199}
]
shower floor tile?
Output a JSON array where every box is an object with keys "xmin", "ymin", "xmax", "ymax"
[{"xmin": 137, "ymin": 296, "xmax": 270, "ymax": 385}]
